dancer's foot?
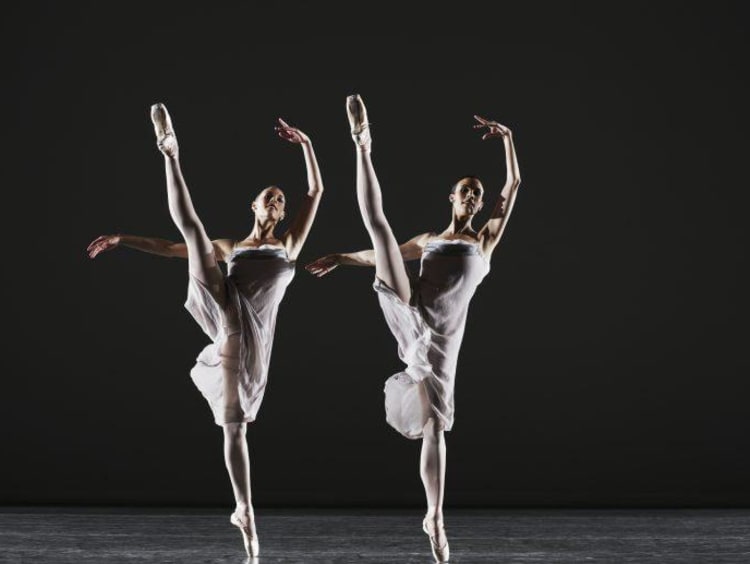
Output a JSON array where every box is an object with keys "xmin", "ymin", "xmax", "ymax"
[
  {"xmin": 150, "ymin": 102, "xmax": 178, "ymax": 158},
  {"xmin": 346, "ymin": 94, "xmax": 371, "ymax": 151},
  {"xmin": 423, "ymin": 516, "xmax": 450, "ymax": 562},
  {"xmin": 230, "ymin": 509, "xmax": 259, "ymax": 557}
]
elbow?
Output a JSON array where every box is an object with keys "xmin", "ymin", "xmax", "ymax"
[
  {"xmin": 165, "ymin": 244, "xmax": 182, "ymax": 258},
  {"xmin": 512, "ymin": 177, "xmax": 521, "ymax": 190}
]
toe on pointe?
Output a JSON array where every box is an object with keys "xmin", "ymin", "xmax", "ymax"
[
  {"xmin": 150, "ymin": 103, "xmax": 178, "ymax": 156},
  {"xmin": 150, "ymin": 102, "xmax": 164, "ymax": 120},
  {"xmin": 346, "ymin": 94, "xmax": 368, "ymax": 127},
  {"xmin": 231, "ymin": 511, "xmax": 260, "ymax": 558},
  {"xmin": 346, "ymin": 94, "xmax": 371, "ymax": 148},
  {"xmin": 423, "ymin": 518, "xmax": 450, "ymax": 562},
  {"xmin": 150, "ymin": 103, "xmax": 172, "ymax": 135}
]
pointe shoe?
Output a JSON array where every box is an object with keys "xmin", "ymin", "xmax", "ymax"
[
  {"xmin": 230, "ymin": 510, "xmax": 260, "ymax": 557},
  {"xmin": 346, "ymin": 94, "xmax": 371, "ymax": 150},
  {"xmin": 150, "ymin": 102, "xmax": 178, "ymax": 157},
  {"xmin": 423, "ymin": 517, "xmax": 450, "ymax": 562}
]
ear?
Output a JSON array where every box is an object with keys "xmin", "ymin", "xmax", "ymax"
[
  {"xmin": 476, "ymin": 201, "xmax": 484, "ymax": 212},
  {"xmin": 251, "ymin": 201, "xmax": 257, "ymax": 212},
  {"xmin": 449, "ymin": 193, "xmax": 455, "ymax": 203}
]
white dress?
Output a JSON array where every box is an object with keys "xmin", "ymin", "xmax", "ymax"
[
  {"xmin": 185, "ymin": 246, "xmax": 295, "ymax": 425},
  {"xmin": 374, "ymin": 239, "xmax": 490, "ymax": 439}
]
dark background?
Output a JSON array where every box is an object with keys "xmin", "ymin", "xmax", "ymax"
[{"xmin": 2, "ymin": 3, "xmax": 749, "ymax": 507}]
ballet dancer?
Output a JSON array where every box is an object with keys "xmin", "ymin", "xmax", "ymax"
[
  {"xmin": 88, "ymin": 103, "xmax": 324, "ymax": 558},
  {"xmin": 306, "ymin": 94, "xmax": 520, "ymax": 562}
]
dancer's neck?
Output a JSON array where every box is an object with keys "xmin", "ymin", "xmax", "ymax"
[
  {"xmin": 446, "ymin": 214, "xmax": 476, "ymax": 236},
  {"xmin": 246, "ymin": 218, "xmax": 278, "ymax": 245}
]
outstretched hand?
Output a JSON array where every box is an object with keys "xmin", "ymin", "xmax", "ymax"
[
  {"xmin": 275, "ymin": 118, "xmax": 310, "ymax": 145},
  {"xmin": 473, "ymin": 115, "xmax": 512, "ymax": 140},
  {"xmin": 87, "ymin": 235, "xmax": 121, "ymax": 258},
  {"xmin": 305, "ymin": 254, "xmax": 340, "ymax": 277}
]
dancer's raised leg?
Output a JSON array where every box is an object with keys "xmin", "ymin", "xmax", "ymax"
[
  {"xmin": 347, "ymin": 94, "xmax": 411, "ymax": 303},
  {"xmin": 151, "ymin": 103, "xmax": 226, "ymax": 302}
]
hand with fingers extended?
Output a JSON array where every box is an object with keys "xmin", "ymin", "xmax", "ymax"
[
  {"xmin": 473, "ymin": 115, "xmax": 512, "ymax": 140},
  {"xmin": 274, "ymin": 118, "xmax": 310, "ymax": 145},
  {"xmin": 305, "ymin": 254, "xmax": 340, "ymax": 277},
  {"xmin": 87, "ymin": 234, "xmax": 121, "ymax": 259}
]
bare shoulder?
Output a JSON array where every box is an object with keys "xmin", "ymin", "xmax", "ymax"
[
  {"xmin": 406, "ymin": 231, "xmax": 437, "ymax": 247},
  {"xmin": 211, "ymin": 239, "xmax": 236, "ymax": 262}
]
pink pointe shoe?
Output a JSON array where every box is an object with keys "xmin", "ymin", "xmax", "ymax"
[
  {"xmin": 346, "ymin": 94, "xmax": 371, "ymax": 151},
  {"xmin": 423, "ymin": 516, "xmax": 450, "ymax": 562},
  {"xmin": 230, "ymin": 510, "xmax": 259, "ymax": 558},
  {"xmin": 150, "ymin": 102, "xmax": 178, "ymax": 157}
]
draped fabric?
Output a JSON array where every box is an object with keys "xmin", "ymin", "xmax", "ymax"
[{"xmin": 375, "ymin": 239, "xmax": 489, "ymax": 439}]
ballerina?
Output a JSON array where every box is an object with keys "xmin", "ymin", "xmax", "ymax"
[
  {"xmin": 305, "ymin": 94, "xmax": 520, "ymax": 562},
  {"xmin": 88, "ymin": 103, "xmax": 324, "ymax": 558}
]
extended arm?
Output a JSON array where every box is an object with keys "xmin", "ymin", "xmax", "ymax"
[
  {"xmin": 275, "ymin": 119, "xmax": 324, "ymax": 261},
  {"xmin": 87, "ymin": 234, "xmax": 233, "ymax": 260},
  {"xmin": 305, "ymin": 232, "xmax": 432, "ymax": 277},
  {"xmin": 474, "ymin": 116, "xmax": 521, "ymax": 257}
]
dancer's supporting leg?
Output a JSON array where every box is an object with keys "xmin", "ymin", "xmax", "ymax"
[
  {"xmin": 421, "ymin": 417, "xmax": 449, "ymax": 560},
  {"xmin": 222, "ymin": 355, "xmax": 258, "ymax": 556},
  {"xmin": 151, "ymin": 104, "xmax": 257, "ymax": 557}
]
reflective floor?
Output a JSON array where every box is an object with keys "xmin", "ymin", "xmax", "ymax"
[{"xmin": 1, "ymin": 508, "xmax": 749, "ymax": 563}]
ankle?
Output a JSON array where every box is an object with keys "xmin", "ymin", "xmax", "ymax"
[
  {"xmin": 235, "ymin": 503, "xmax": 253, "ymax": 516},
  {"xmin": 425, "ymin": 509, "xmax": 444, "ymax": 523}
]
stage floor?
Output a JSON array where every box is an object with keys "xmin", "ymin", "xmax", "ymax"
[{"xmin": 1, "ymin": 508, "xmax": 748, "ymax": 563}]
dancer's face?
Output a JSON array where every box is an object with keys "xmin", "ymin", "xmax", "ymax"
[
  {"xmin": 449, "ymin": 177, "xmax": 484, "ymax": 216},
  {"xmin": 252, "ymin": 186, "xmax": 286, "ymax": 222}
]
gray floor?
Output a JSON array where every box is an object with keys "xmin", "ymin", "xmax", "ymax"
[{"xmin": 1, "ymin": 508, "xmax": 749, "ymax": 563}]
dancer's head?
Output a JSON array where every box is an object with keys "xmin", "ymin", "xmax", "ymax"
[
  {"xmin": 251, "ymin": 186, "xmax": 286, "ymax": 224},
  {"xmin": 449, "ymin": 176, "xmax": 484, "ymax": 217}
]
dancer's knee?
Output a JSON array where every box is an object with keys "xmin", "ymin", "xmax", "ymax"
[
  {"xmin": 223, "ymin": 422, "xmax": 246, "ymax": 440},
  {"xmin": 364, "ymin": 217, "xmax": 392, "ymax": 240},
  {"xmin": 422, "ymin": 417, "xmax": 444, "ymax": 442}
]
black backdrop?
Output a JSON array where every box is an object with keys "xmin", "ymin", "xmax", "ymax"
[{"xmin": 3, "ymin": 3, "xmax": 749, "ymax": 507}]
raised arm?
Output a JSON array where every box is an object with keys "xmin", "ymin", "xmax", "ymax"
[
  {"xmin": 305, "ymin": 232, "xmax": 432, "ymax": 277},
  {"xmin": 87, "ymin": 234, "xmax": 233, "ymax": 261},
  {"xmin": 274, "ymin": 119, "xmax": 324, "ymax": 261},
  {"xmin": 473, "ymin": 116, "xmax": 521, "ymax": 258}
]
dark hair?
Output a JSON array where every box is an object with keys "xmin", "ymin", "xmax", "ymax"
[{"xmin": 450, "ymin": 176, "xmax": 482, "ymax": 195}]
